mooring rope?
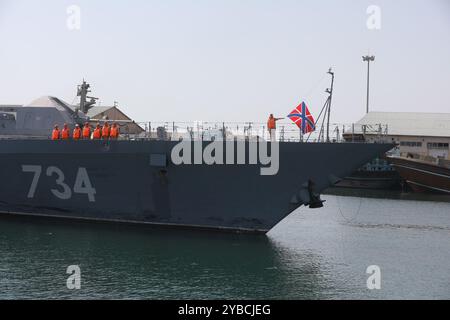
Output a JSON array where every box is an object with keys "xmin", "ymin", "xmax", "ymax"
[{"xmin": 336, "ymin": 195, "xmax": 363, "ymax": 224}]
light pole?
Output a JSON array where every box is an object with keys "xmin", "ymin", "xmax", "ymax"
[{"xmin": 362, "ymin": 55, "xmax": 375, "ymax": 114}]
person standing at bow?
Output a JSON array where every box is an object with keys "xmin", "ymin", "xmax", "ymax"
[{"xmin": 267, "ymin": 114, "xmax": 283, "ymax": 141}]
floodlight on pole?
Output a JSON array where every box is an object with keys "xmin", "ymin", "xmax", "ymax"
[{"xmin": 362, "ymin": 55, "xmax": 375, "ymax": 114}]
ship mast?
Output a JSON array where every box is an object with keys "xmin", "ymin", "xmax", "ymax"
[
  {"xmin": 325, "ymin": 68, "xmax": 334, "ymax": 142},
  {"xmin": 308, "ymin": 68, "xmax": 335, "ymax": 143},
  {"xmin": 77, "ymin": 80, "xmax": 98, "ymax": 114}
]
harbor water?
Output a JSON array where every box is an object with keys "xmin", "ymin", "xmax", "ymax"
[{"xmin": 0, "ymin": 195, "xmax": 449, "ymax": 299}]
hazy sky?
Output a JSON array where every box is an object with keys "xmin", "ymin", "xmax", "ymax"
[{"xmin": 0, "ymin": 0, "xmax": 449, "ymax": 124}]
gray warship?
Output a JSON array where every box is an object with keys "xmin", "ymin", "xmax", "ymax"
[{"xmin": 0, "ymin": 81, "xmax": 392, "ymax": 233}]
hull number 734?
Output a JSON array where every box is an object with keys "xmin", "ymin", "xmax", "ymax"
[{"xmin": 22, "ymin": 165, "xmax": 96, "ymax": 202}]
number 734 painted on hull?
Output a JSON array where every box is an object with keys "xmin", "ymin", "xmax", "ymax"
[{"xmin": 22, "ymin": 165, "xmax": 96, "ymax": 202}]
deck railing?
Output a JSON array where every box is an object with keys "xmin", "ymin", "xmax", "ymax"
[
  {"xmin": 0, "ymin": 121, "xmax": 389, "ymax": 142},
  {"xmin": 131, "ymin": 120, "xmax": 389, "ymax": 143}
]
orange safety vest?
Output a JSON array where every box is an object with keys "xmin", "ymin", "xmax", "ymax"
[
  {"xmin": 267, "ymin": 117, "xmax": 276, "ymax": 130},
  {"xmin": 61, "ymin": 128, "xmax": 70, "ymax": 140},
  {"xmin": 73, "ymin": 127, "xmax": 81, "ymax": 140},
  {"xmin": 82, "ymin": 126, "xmax": 91, "ymax": 139},
  {"xmin": 102, "ymin": 125, "xmax": 110, "ymax": 139},
  {"xmin": 110, "ymin": 126, "xmax": 119, "ymax": 139},
  {"xmin": 52, "ymin": 129, "xmax": 60, "ymax": 140},
  {"xmin": 93, "ymin": 128, "xmax": 101, "ymax": 139}
]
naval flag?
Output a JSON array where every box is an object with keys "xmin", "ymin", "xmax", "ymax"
[{"xmin": 287, "ymin": 101, "xmax": 315, "ymax": 134}]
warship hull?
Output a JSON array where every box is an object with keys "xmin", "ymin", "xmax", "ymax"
[{"xmin": 0, "ymin": 140, "xmax": 392, "ymax": 233}]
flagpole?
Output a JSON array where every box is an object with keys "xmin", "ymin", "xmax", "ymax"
[{"xmin": 306, "ymin": 95, "xmax": 329, "ymax": 142}]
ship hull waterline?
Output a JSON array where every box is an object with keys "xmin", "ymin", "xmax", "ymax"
[{"xmin": 0, "ymin": 140, "xmax": 393, "ymax": 234}]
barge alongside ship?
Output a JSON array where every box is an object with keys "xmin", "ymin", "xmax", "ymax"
[{"xmin": 388, "ymin": 154, "xmax": 450, "ymax": 194}]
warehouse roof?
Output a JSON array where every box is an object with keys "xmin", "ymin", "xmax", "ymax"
[
  {"xmin": 86, "ymin": 106, "xmax": 114, "ymax": 118},
  {"xmin": 354, "ymin": 112, "xmax": 450, "ymax": 137}
]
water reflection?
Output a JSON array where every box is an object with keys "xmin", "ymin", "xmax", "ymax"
[
  {"xmin": 0, "ymin": 216, "xmax": 325, "ymax": 299},
  {"xmin": 1, "ymin": 194, "xmax": 449, "ymax": 300}
]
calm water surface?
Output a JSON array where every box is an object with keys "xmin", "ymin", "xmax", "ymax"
[{"xmin": 0, "ymin": 195, "xmax": 449, "ymax": 299}]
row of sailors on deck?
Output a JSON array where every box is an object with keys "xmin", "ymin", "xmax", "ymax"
[{"xmin": 52, "ymin": 122, "xmax": 120, "ymax": 140}]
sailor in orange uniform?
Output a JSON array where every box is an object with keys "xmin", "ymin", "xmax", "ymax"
[
  {"xmin": 102, "ymin": 121, "xmax": 110, "ymax": 139},
  {"xmin": 61, "ymin": 123, "xmax": 70, "ymax": 140},
  {"xmin": 92, "ymin": 123, "xmax": 102, "ymax": 140},
  {"xmin": 52, "ymin": 125, "xmax": 60, "ymax": 140},
  {"xmin": 73, "ymin": 124, "xmax": 82, "ymax": 140},
  {"xmin": 109, "ymin": 122, "xmax": 119, "ymax": 139},
  {"xmin": 82, "ymin": 122, "xmax": 91, "ymax": 139},
  {"xmin": 267, "ymin": 114, "xmax": 283, "ymax": 141}
]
